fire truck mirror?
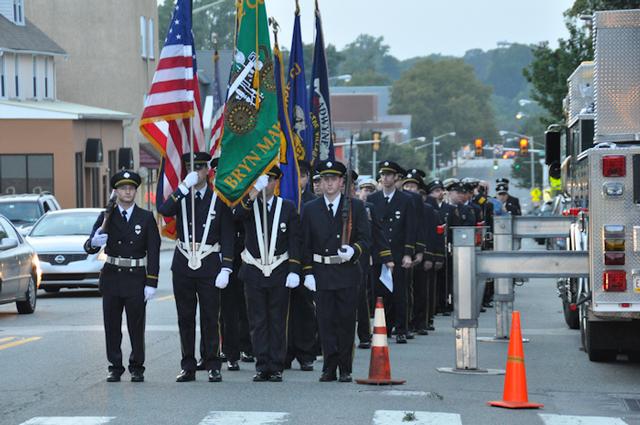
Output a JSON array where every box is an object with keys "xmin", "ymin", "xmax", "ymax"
[{"xmin": 545, "ymin": 131, "xmax": 561, "ymax": 165}]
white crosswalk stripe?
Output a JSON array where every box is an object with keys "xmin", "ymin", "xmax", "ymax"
[
  {"xmin": 539, "ymin": 413, "xmax": 628, "ymax": 425},
  {"xmin": 372, "ymin": 410, "xmax": 463, "ymax": 425},
  {"xmin": 196, "ymin": 411, "xmax": 289, "ymax": 425},
  {"xmin": 19, "ymin": 418, "xmax": 115, "ymax": 425}
]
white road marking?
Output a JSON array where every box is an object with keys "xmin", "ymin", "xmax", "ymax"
[
  {"xmin": 20, "ymin": 418, "xmax": 115, "ymax": 425},
  {"xmin": 372, "ymin": 410, "xmax": 462, "ymax": 425},
  {"xmin": 539, "ymin": 414, "xmax": 628, "ymax": 425},
  {"xmin": 380, "ymin": 390, "xmax": 431, "ymax": 397},
  {"xmin": 198, "ymin": 411, "xmax": 289, "ymax": 425}
]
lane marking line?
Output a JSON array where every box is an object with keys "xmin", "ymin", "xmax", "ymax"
[
  {"xmin": 155, "ymin": 295, "xmax": 175, "ymax": 302},
  {"xmin": 198, "ymin": 411, "xmax": 289, "ymax": 425},
  {"xmin": 372, "ymin": 410, "xmax": 462, "ymax": 425},
  {"xmin": 0, "ymin": 336, "xmax": 41, "ymax": 351},
  {"xmin": 20, "ymin": 417, "xmax": 115, "ymax": 425},
  {"xmin": 539, "ymin": 414, "xmax": 628, "ymax": 425},
  {"xmin": 0, "ymin": 336, "xmax": 16, "ymax": 343}
]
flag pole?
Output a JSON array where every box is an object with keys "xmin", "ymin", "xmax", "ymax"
[
  {"xmin": 189, "ymin": 0, "xmax": 197, "ymax": 264},
  {"xmin": 262, "ymin": 187, "xmax": 269, "ymax": 265}
]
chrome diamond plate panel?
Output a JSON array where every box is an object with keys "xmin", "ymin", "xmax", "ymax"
[
  {"xmin": 594, "ymin": 10, "xmax": 640, "ymax": 142},
  {"xmin": 588, "ymin": 145, "xmax": 640, "ymax": 312}
]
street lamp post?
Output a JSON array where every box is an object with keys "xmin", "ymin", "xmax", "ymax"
[{"xmin": 414, "ymin": 132, "xmax": 456, "ymax": 177}]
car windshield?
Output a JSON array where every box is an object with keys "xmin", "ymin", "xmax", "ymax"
[
  {"xmin": 0, "ymin": 202, "xmax": 41, "ymax": 225},
  {"xmin": 30, "ymin": 212, "xmax": 99, "ymax": 237}
]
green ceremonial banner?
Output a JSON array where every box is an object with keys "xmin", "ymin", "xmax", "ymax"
[{"xmin": 215, "ymin": 0, "xmax": 282, "ymax": 206}]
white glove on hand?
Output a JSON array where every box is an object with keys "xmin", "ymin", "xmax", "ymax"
[
  {"xmin": 338, "ymin": 244, "xmax": 355, "ymax": 261},
  {"xmin": 91, "ymin": 229, "xmax": 108, "ymax": 248},
  {"xmin": 253, "ymin": 175, "xmax": 269, "ymax": 192},
  {"xmin": 303, "ymin": 274, "xmax": 316, "ymax": 292},
  {"xmin": 285, "ymin": 272, "xmax": 300, "ymax": 288},
  {"xmin": 179, "ymin": 171, "xmax": 199, "ymax": 194},
  {"xmin": 144, "ymin": 286, "xmax": 156, "ymax": 302},
  {"xmin": 215, "ymin": 268, "xmax": 232, "ymax": 289}
]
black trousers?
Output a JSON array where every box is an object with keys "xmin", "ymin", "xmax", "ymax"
[
  {"xmin": 220, "ymin": 265, "xmax": 250, "ymax": 362},
  {"xmin": 375, "ymin": 265, "xmax": 408, "ymax": 334},
  {"xmin": 286, "ymin": 286, "xmax": 317, "ymax": 364},
  {"xmin": 103, "ymin": 290, "xmax": 146, "ymax": 374},
  {"xmin": 173, "ymin": 274, "xmax": 221, "ymax": 372},
  {"xmin": 244, "ymin": 283, "xmax": 289, "ymax": 373},
  {"xmin": 411, "ymin": 264, "xmax": 429, "ymax": 331},
  {"xmin": 357, "ymin": 270, "xmax": 371, "ymax": 343},
  {"xmin": 427, "ymin": 268, "xmax": 437, "ymax": 326},
  {"xmin": 436, "ymin": 260, "xmax": 451, "ymax": 313},
  {"xmin": 315, "ymin": 286, "xmax": 358, "ymax": 375}
]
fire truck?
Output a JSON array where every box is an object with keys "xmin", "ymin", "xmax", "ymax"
[{"xmin": 549, "ymin": 9, "xmax": 640, "ymax": 361}]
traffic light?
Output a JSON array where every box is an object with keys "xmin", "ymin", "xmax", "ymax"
[
  {"xmin": 372, "ymin": 131, "xmax": 381, "ymax": 152},
  {"xmin": 474, "ymin": 138, "xmax": 484, "ymax": 157},
  {"xmin": 519, "ymin": 138, "xmax": 529, "ymax": 156}
]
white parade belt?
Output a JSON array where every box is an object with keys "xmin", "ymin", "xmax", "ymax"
[
  {"xmin": 106, "ymin": 256, "xmax": 147, "ymax": 267},
  {"xmin": 177, "ymin": 241, "xmax": 220, "ymax": 262},
  {"xmin": 241, "ymin": 249, "xmax": 289, "ymax": 277},
  {"xmin": 313, "ymin": 254, "xmax": 348, "ymax": 265}
]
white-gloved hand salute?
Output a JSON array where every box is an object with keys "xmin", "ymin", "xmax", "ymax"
[
  {"xmin": 253, "ymin": 175, "xmax": 269, "ymax": 192},
  {"xmin": 215, "ymin": 268, "xmax": 232, "ymax": 289},
  {"xmin": 285, "ymin": 272, "xmax": 300, "ymax": 288},
  {"xmin": 178, "ymin": 171, "xmax": 199, "ymax": 194},
  {"xmin": 91, "ymin": 228, "xmax": 108, "ymax": 248},
  {"xmin": 303, "ymin": 274, "xmax": 316, "ymax": 292},
  {"xmin": 338, "ymin": 244, "xmax": 354, "ymax": 261}
]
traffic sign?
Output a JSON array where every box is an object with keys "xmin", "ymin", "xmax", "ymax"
[{"xmin": 530, "ymin": 187, "xmax": 542, "ymax": 202}]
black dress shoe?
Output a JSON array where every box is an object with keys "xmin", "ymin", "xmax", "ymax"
[
  {"xmin": 196, "ymin": 360, "xmax": 206, "ymax": 371},
  {"xmin": 269, "ymin": 371, "xmax": 283, "ymax": 382},
  {"xmin": 396, "ymin": 334, "xmax": 407, "ymax": 344},
  {"xmin": 253, "ymin": 371, "xmax": 270, "ymax": 382},
  {"xmin": 227, "ymin": 361, "xmax": 239, "ymax": 371},
  {"xmin": 480, "ymin": 307, "xmax": 487, "ymax": 313},
  {"xmin": 284, "ymin": 362, "xmax": 292, "ymax": 370},
  {"xmin": 130, "ymin": 370, "xmax": 144, "ymax": 382},
  {"xmin": 358, "ymin": 341, "xmax": 371, "ymax": 349},
  {"xmin": 106, "ymin": 371, "xmax": 121, "ymax": 382},
  {"xmin": 240, "ymin": 352, "xmax": 255, "ymax": 363},
  {"xmin": 338, "ymin": 373, "xmax": 352, "ymax": 383},
  {"xmin": 319, "ymin": 372, "xmax": 337, "ymax": 382},
  {"xmin": 176, "ymin": 370, "xmax": 196, "ymax": 382},
  {"xmin": 442, "ymin": 311, "xmax": 451, "ymax": 316},
  {"xmin": 219, "ymin": 352, "xmax": 227, "ymax": 361},
  {"xmin": 208, "ymin": 369, "xmax": 222, "ymax": 382},
  {"xmin": 427, "ymin": 324, "xmax": 435, "ymax": 331},
  {"xmin": 406, "ymin": 331, "xmax": 415, "ymax": 340},
  {"xmin": 417, "ymin": 329, "xmax": 429, "ymax": 336},
  {"xmin": 300, "ymin": 361, "xmax": 314, "ymax": 371}
]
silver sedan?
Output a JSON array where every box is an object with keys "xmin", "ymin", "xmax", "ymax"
[{"xmin": 27, "ymin": 208, "xmax": 104, "ymax": 293}]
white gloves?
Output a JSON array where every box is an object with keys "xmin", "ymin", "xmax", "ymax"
[
  {"xmin": 338, "ymin": 244, "xmax": 354, "ymax": 261},
  {"xmin": 91, "ymin": 229, "xmax": 108, "ymax": 248},
  {"xmin": 285, "ymin": 272, "xmax": 300, "ymax": 288},
  {"xmin": 144, "ymin": 286, "xmax": 156, "ymax": 302},
  {"xmin": 253, "ymin": 175, "xmax": 269, "ymax": 192},
  {"xmin": 215, "ymin": 268, "xmax": 232, "ymax": 289},
  {"xmin": 303, "ymin": 274, "xmax": 316, "ymax": 292},
  {"xmin": 179, "ymin": 171, "xmax": 199, "ymax": 194}
]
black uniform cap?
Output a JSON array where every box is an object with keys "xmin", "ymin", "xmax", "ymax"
[
  {"xmin": 181, "ymin": 152, "xmax": 212, "ymax": 170},
  {"xmin": 496, "ymin": 183, "xmax": 509, "ymax": 194},
  {"xmin": 403, "ymin": 172, "xmax": 424, "ymax": 187},
  {"xmin": 425, "ymin": 179, "xmax": 444, "ymax": 193},
  {"xmin": 443, "ymin": 178, "xmax": 463, "ymax": 192},
  {"xmin": 111, "ymin": 170, "xmax": 141, "ymax": 189},
  {"xmin": 210, "ymin": 157, "xmax": 219, "ymax": 170},
  {"xmin": 315, "ymin": 159, "xmax": 347, "ymax": 177},
  {"xmin": 407, "ymin": 168, "xmax": 427, "ymax": 178},
  {"xmin": 266, "ymin": 165, "xmax": 283, "ymax": 179},
  {"xmin": 496, "ymin": 178, "xmax": 510, "ymax": 185},
  {"xmin": 378, "ymin": 160, "xmax": 403, "ymax": 175}
]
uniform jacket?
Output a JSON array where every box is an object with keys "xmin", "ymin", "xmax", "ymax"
[
  {"xmin": 234, "ymin": 195, "xmax": 302, "ymax": 286},
  {"xmin": 403, "ymin": 190, "xmax": 427, "ymax": 255},
  {"xmin": 367, "ymin": 190, "xmax": 416, "ymax": 262},
  {"xmin": 505, "ymin": 195, "xmax": 522, "ymax": 216},
  {"xmin": 157, "ymin": 185, "xmax": 234, "ymax": 278},
  {"xmin": 301, "ymin": 195, "xmax": 371, "ymax": 290},
  {"xmin": 86, "ymin": 205, "xmax": 161, "ymax": 295},
  {"xmin": 301, "ymin": 189, "xmax": 317, "ymax": 204},
  {"xmin": 425, "ymin": 197, "xmax": 453, "ymax": 260},
  {"xmin": 365, "ymin": 201, "xmax": 393, "ymax": 268}
]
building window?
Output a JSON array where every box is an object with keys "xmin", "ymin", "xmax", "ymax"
[
  {"xmin": 0, "ymin": 154, "xmax": 53, "ymax": 194},
  {"xmin": 0, "ymin": 55, "xmax": 5, "ymax": 98},
  {"xmin": 13, "ymin": 0, "xmax": 23, "ymax": 25},
  {"xmin": 14, "ymin": 55, "xmax": 19, "ymax": 98},
  {"xmin": 32, "ymin": 55, "xmax": 37, "ymax": 98},
  {"xmin": 75, "ymin": 153, "xmax": 84, "ymax": 207},
  {"xmin": 148, "ymin": 18, "xmax": 155, "ymax": 60},
  {"xmin": 44, "ymin": 57, "xmax": 48, "ymax": 98},
  {"xmin": 140, "ymin": 16, "xmax": 147, "ymax": 59}
]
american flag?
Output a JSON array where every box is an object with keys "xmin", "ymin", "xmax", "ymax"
[
  {"xmin": 208, "ymin": 47, "xmax": 225, "ymax": 159},
  {"xmin": 139, "ymin": 0, "xmax": 204, "ymax": 237}
]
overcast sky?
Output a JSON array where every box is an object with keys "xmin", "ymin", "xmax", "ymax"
[{"xmin": 261, "ymin": 0, "xmax": 574, "ymax": 59}]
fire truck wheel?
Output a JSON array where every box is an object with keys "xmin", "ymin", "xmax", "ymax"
[{"xmin": 562, "ymin": 299, "xmax": 580, "ymax": 330}]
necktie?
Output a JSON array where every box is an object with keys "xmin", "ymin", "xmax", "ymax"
[
  {"xmin": 195, "ymin": 191, "xmax": 202, "ymax": 201},
  {"xmin": 385, "ymin": 196, "xmax": 390, "ymax": 204},
  {"xmin": 122, "ymin": 210, "xmax": 127, "ymax": 221},
  {"xmin": 328, "ymin": 203, "xmax": 334, "ymax": 217}
]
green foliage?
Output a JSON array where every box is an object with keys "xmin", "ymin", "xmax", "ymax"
[
  {"xmin": 356, "ymin": 132, "xmax": 430, "ymax": 176},
  {"xmin": 511, "ymin": 153, "xmax": 543, "ymax": 188},
  {"xmin": 388, "ymin": 59, "xmax": 497, "ymax": 166}
]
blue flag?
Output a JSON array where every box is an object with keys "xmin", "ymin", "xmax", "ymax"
[
  {"xmin": 309, "ymin": 2, "xmax": 334, "ymax": 164},
  {"xmin": 287, "ymin": 8, "xmax": 312, "ymax": 164},
  {"xmin": 274, "ymin": 42, "xmax": 301, "ymax": 210}
]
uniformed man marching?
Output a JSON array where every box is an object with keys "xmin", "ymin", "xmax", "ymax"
[
  {"xmin": 302, "ymin": 160, "xmax": 371, "ymax": 382},
  {"xmin": 495, "ymin": 179, "xmax": 522, "ymax": 216},
  {"xmin": 157, "ymin": 152, "xmax": 235, "ymax": 383},
  {"xmin": 367, "ymin": 161, "xmax": 416, "ymax": 343},
  {"xmin": 85, "ymin": 170, "xmax": 160, "ymax": 383},
  {"xmin": 235, "ymin": 166, "xmax": 302, "ymax": 382}
]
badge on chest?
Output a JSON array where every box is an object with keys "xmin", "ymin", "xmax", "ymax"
[{"xmin": 134, "ymin": 224, "xmax": 142, "ymax": 235}]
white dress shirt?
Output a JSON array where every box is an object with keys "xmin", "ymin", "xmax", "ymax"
[{"xmin": 324, "ymin": 193, "xmax": 342, "ymax": 217}]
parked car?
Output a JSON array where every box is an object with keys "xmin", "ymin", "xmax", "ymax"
[
  {"xmin": 26, "ymin": 208, "xmax": 104, "ymax": 292},
  {"xmin": 0, "ymin": 214, "xmax": 41, "ymax": 314},
  {"xmin": 0, "ymin": 193, "xmax": 61, "ymax": 235}
]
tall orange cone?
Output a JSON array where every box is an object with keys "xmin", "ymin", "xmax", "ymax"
[
  {"xmin": 488, "ymin": 311, "xmax": 543, "ymax": 409},
  {"xmin": 356, "ymin": 297, "xmax": 405, "ymax": 385}
]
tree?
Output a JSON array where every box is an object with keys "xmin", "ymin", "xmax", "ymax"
[
  {"xmin": 524, "ymin": 0, "xmax": 640, "ymax": 124},
  {"xmin": 158, "ymin": 0, "xmax": 237, "ymax": 50},
  {"xmin": 356, "ymin": 132, "xmax": 430, "ymax": 176},
  {"xmin": 336, "ymin": 34, "xmax": 398, "ymax": 87},
  {"xmin": 389, "ymin": 59, "xmax": 498, "ymax": 168}
]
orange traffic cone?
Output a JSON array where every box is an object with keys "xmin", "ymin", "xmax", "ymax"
[
  {"xmin": 356, "ymin": 297, "xmax": 405, "ymax": 385},
  {"xmin": 488, "ymin": 311, "xmax": 543, "ymax": 409}
]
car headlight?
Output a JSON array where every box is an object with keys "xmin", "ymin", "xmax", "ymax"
[{"xmin": 33, "ymin": 254, "xmax": 42, "ymax": 287}]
